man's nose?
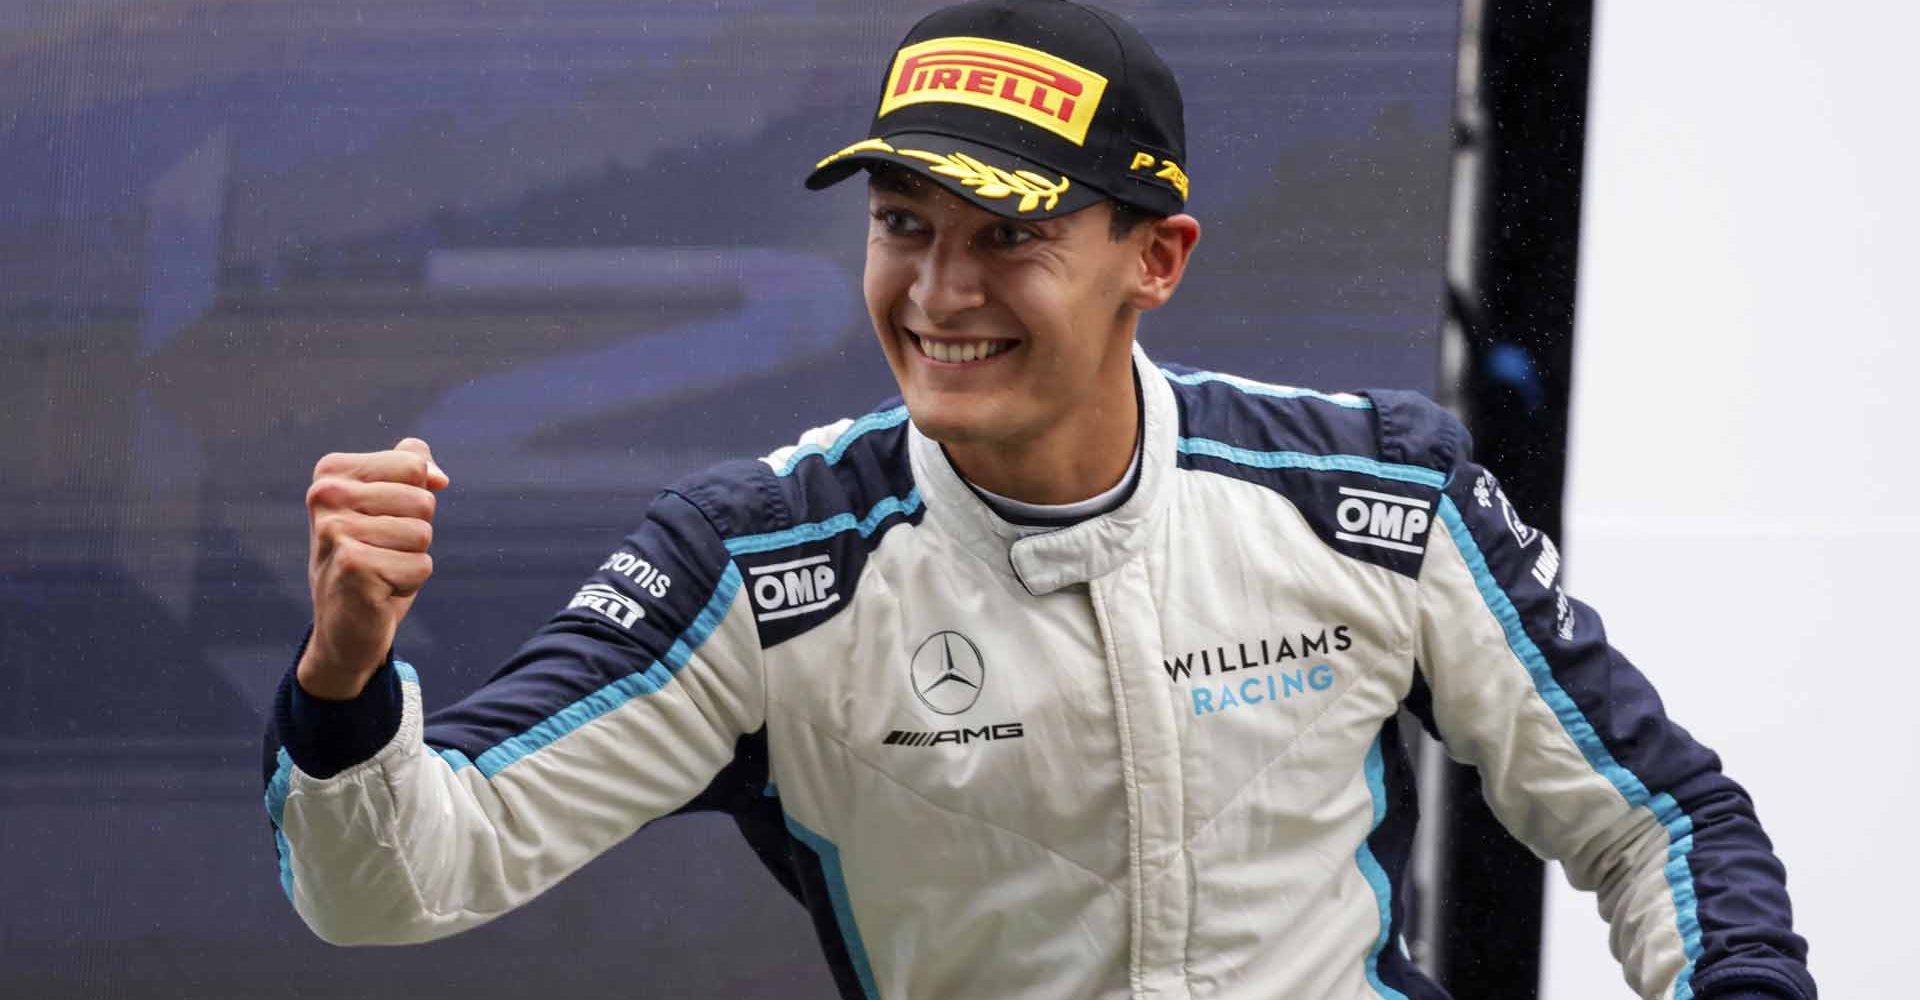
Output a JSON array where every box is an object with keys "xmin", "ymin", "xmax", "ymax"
[{"xmin": 910, "ymin": 242, "xmax": 987, "ymax": 325}]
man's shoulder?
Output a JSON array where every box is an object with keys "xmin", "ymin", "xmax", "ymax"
[
  {"xmin": 662, "ymin": 401, "xmax": 920, "ymax": 544},
  {"xmin": 658, "ymin": 402, "xmax": 920, "ymax": 644},
  {"xmin": 1156, "ymin": 362, "xmax": 1468, "ymax": 476}
]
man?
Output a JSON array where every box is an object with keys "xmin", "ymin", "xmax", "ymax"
[{"xmin": 264, "ymin": 2, "xmax": 1815, "ymax": 999}]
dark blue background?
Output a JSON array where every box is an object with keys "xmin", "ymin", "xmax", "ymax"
[{"xmin": 0, "ymin": 1, "xmax": 1455, "ymax": 995}]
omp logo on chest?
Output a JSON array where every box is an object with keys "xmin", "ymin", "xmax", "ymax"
[
  {"xmin": 747, "ymin": 554, "xmax": 838, "ymax": 623},
  {"xmin": 1333, "ymin": 486, "xmax": 1431, "ymax": 554}
]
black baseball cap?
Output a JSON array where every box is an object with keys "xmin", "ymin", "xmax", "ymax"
[{"xmin": 804, "ymin": 0, "xmax": 1188, "ymax": 220}]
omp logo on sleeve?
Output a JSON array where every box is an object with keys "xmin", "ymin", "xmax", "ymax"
[
  {"xmin": 747, "ymin": 554, "xmax": 839, "ymax": 623},
  {"xmin": 879, "ymin": 36, "xmax": 1109, "ymax": 145},
  {"xmin": 568, "ymin": 583, "xmax": 644, "ymax": 630},
  {"xmin": 1333, "ymin": 486, "xmax": 1432, "ymax": 554}
]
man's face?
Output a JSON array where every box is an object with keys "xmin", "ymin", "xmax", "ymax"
[{"xmin": 863, "ymin": 172, "xmax": 1145, "ymax": 451}]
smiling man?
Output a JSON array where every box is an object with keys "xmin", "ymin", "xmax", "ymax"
[
  {"xmin": 855, "ymin": 163, "xmax": 1190, "ymax": 507},
  {"xmin": 264, "ymin": 3, "xmax": 1816, "ymax": 1000}
]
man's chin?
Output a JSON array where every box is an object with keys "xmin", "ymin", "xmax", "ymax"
[
  {"xmin": 905, "ymin": 411, "xmax": 991, "ymax": 448},
  {"xmin": 901, "ymin": 398, "xmax": 1022, "ymax": 449}
]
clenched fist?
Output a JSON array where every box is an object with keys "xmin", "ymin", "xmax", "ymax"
[{"xmin": 297, "ymin": 438, "xmax": 450, "ymax": 701}]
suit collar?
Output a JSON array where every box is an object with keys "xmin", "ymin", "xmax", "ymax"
[{"xmin": 908, "ymin": 343, "xmax": 1178, "ymax": 595}]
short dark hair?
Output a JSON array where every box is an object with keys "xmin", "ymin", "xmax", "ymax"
[
  {"xmin": 1107, "ymin": 200, "xmax": 1163, "ymax": 241},
  {"xmin": 866, "ymin": 163, "xmax": 921, "ymax": 198},
  {"xmin": 865, "ymin": 164, "xmax": 1163, "ymax": 243}
]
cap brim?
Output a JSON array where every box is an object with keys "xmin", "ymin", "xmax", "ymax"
[{"xmin": 806, "ymin": 132, "xmax": 1104, "ymax": 220}]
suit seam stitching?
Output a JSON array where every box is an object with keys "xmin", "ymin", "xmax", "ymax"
[
  {"xmin": 789, "ymin": 713, "xmax": 1122, "ymax": 889},
  {"xmin": 1177, "ymin": 679, "xmax": 1369, "ymax": 847},
  {"xmin": 668, "ymin": 492, "xmax": 772, "ymax": 731}
]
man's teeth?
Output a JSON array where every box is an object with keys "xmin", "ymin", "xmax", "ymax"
[{"xmin": 915, "ymin": 336, "xmax": 1013, "ymax": 363}]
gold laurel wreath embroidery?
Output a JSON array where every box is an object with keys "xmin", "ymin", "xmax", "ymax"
[
  {"xmin": 814, "ymin": 138, "xmax": 897, "ymax": 171},
  {"xmin": 893, "ymin": 149, "xmax": 1069, "ymax": 213},
  {"xmin": 814, "ymin": 139, "xmax": 1071, "ymax": 214}
]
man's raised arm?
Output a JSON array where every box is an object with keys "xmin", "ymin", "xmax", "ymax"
[{"xmin": 263, "ymin": 441, "xmax": 766, "ymax": 945}]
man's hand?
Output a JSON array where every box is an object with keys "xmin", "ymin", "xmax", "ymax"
[{"xmin": 297, "ymin": 438, "xmax": 450, "ymax": 701}]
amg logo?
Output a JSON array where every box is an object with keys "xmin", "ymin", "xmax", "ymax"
[
  {"xmin": 748, "ymin": 554, "xmax": 838, "ymax": 623},
  {"xmin": 883, "ymin": 722, "xmax": 1025, "ymax": 747},
  {"xmin": 1334, "ymin": 486, "xmax": 1431, "ymax": 554}
]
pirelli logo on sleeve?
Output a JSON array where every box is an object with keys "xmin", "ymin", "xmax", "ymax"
[{"xmin": 879, "ymin": 36, "xmax": 1109, "ymax": 145}]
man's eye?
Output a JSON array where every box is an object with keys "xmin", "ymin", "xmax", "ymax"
[
  {"xmin": 988, "ymin": 223, "xmax": 1035, "ymax": 248},
  {"xmin": 874, "ymin": 208, "xmax": 925, "ymax": 235}
]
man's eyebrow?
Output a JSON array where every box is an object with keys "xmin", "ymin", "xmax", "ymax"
[{"xmin": 866, "ymin": 166, "xmax": 928, "ymax": 198}]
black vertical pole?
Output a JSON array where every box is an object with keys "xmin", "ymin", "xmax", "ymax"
[{"xmin": 1433, "ymin": 1, "xmax": 1595, "ymax": 997}]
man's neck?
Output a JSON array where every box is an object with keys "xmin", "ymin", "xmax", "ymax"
[{"xmin": 943, "ymin": 363, "xmax": 1142, "ymax": 506}]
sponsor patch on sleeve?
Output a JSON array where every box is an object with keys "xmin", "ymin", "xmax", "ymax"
[{"xmin": 562, "ymin": 548, "xmax": 678, "ymax": 633}]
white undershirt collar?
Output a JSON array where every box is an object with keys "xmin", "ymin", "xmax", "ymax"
[{"xmin": 965, "ymin": 430, "xmax": 1144, "ymax": 536}]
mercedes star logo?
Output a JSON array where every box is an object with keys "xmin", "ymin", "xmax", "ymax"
[{"xmin": 909, "ymin": 630, "xmax": 986, "ymax": 716}]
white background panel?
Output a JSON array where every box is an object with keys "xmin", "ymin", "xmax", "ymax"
[{"xmin": 1549, "ymin": 1, "xmax": 1918, "ymax": 997}]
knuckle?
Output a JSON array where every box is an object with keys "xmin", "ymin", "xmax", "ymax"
[
  {"xmin": 391, "ymin": 554, "xmax": 432, "ymax": 595},
  {"xmin": 307, "ymin": 477, "xmax": 353, "ymax": 512},
  {"xmin": 312, "ymin": 511, "xmax": 344, "ymax": 544},
  {"xmin": 411, "ymin": 487, "xmax": 438, "ymax": 521}
]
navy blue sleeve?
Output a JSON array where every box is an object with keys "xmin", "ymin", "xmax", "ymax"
[
  {"xmin": 258, "ymin": 481, "xmax": 772, "ymax": 943},
  {"xmin": 1374, "ymin": 391, "xmax": 1816, "ymax": 1000},
  {"xmin": 417, "ymin": 487, "xmax": 749, "ymax": 772},
  {"xmin": 273, "ymin": 634, "xmax": 404, "ymax": 780},
  {"xmin": 262, "ymin": 485, "xmax": 752, "ymax": 782}
]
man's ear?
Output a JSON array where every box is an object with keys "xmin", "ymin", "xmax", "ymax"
[{"xmin": 1128, "ymin": 214, "xmax": 1202, "ymax": 311}]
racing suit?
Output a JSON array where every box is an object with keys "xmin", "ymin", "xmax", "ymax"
[{"xmin": 263, "ymin": 346, "xmax": 1815, "ymax": 1000}]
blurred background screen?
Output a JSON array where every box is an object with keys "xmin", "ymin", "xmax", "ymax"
[{"xmin": 0, "ymin": 1, "xmax": 1456, "ymax": 996}]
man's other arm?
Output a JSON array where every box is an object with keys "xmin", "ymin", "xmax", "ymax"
[{"xmin": 1378, "ymin": 395, "xmax": 1816, "ymax": 1000}]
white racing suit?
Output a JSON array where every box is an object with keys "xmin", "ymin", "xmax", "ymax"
[{"xmin": 264, "ymin": 347, "xmax": 1814, "ymax": 1000}]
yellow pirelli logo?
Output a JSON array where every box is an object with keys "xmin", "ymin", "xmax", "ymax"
[{"xmin": 879, "ymin": 36, "xmax": 1108, "ymax": 146}]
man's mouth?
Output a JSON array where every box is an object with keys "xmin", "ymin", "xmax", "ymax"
[{"xmin": 909, "ymin": 332, "xmax": 1017, "ymax": 365}]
